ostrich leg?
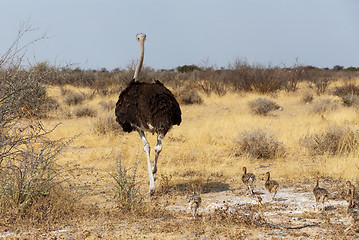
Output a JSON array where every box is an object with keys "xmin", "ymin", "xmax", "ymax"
[
  {"xmin": 138, "ymin": 130, "xmax": 155, "ymax": 194},
  {"xmin": 153, "ymin": 134, "xmax": 163, "ymax": 181}
]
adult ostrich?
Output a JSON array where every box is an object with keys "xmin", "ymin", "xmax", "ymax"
[{"xmin": 115, "ymin": 33, "xmax": 181, "ymax": 194}]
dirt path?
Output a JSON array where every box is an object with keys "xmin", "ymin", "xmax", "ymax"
[{"xmin": 1, "ymin": 181, "xmax": 357, "ymax": 239}]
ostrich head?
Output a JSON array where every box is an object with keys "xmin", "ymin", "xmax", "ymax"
[
  {"xmin": 266, "ymin": 172, "xmax": 270, "ymax": 180},
  {"xmin": 136, "ymin": 33, "xmax": 146, "ymax": 42},
  {"xmin": 133, "ymin": 33, "xmax": 146, "ymax": 81},
  {"xmin": 242, "ymin": 167, "xmax": 247, "ymax": 174}
]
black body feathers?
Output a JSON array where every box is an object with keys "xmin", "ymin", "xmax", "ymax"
[{"xmin": 115, "ymin": 80, "xmax": 182, "ymax": 136}]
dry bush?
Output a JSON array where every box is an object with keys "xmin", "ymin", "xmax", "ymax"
[
  {"xmin": 109, "ymin": 156, "xmax": 144, "ymax": 213},
  {"xmin": 92, "ymin": 115, "xmax": 122, "ymax": 134},
  {"xmin": 64, "ymin": 92, "xmax": 85, "ymax": 106},
  {"xmin": 175, "ymin": 88, "xmax": 203, "ymax": 105},
  {"xmin": 339, "ymin": 94, "xmax": 359, "ymax": 107},
  {"xmin": 99, "ymin": 100, "xmax": 116, "ymax": 111},
  {"xmin": 301, "ymin": 90, "xmax": 314, "ymax": 103},
  {"xmin": 73, "ymin": 105, "xmax": 97, "ymax": 117},
  {"xmin": 332, "ymin": 84, "xmax": 359, "ymax": 97},
  {"xmin": 310, "ymin": 99, "xmax": 338, "ymax": 113},
  {"xmin": 0, "ymin": 71, "xmax": 56, "ymax": 118},
  {"xmin": 309, "ymin": 72, "xmax": 331, "ymax": 95},
  {"xmin": 237, "ymin": 129, "xmax": 285, "ymax": 159},
  {"xmin": 332, "ymin": 84, "xmax": 359, "ymax": 107},
  {"xmin": 0, "ymin": 128, "xmax": 71, "ymax": 209},
  {"xmin": 248, "ymin": 98, "xmax": 282, "ymax": 115},
  {"xmin": 0, "ymin": 118, "xmax": 78, "ymax": 223},
  {"xmin": 300, "ymin": 126, "xmax": 359, "ymax": 155}
]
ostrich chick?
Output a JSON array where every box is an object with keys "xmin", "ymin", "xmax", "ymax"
[
  {"xmin": 242, "ymin": 167, "xmax": 256, "ymax": 195},
  {"xmin": 265, "ymin": 172, "xmax": 279, "ymax": 201},
  {"xmin": 187, "ymin": 192, "xmax": 202, "ymax": 217},
  {"xmin": 346, "ymin": 181, "xmax": 359, "ymax": 203},
  {"xmin": 313, "ymin": 177, "xmax": 329, "ymax": 211},
  {"xmin": 346, "ymin": 183, "xmax": 359, "ymax": 233}
]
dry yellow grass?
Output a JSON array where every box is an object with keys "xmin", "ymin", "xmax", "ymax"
[
  {"xmin": 4, "ymin": 80, "xmax": 359, "ymax": 239},
  {"xmin": 44, "ymin": 81, "xmax": 359, "ymax": 192}
]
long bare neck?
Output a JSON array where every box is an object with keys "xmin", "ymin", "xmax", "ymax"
[{"xmin": 133, "ymin": 40, "xmax": 145, "ymax": 81}]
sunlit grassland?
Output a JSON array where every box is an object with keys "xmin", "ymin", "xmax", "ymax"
[{"xmin": 42, "ymin": 80, "xmax": 359, "ymax": 197}]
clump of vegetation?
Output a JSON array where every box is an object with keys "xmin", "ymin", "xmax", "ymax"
[
  {"xmin": 332, "ymin": 84, "xmax": 359, "ymax": 97},
  {"xmin": 109, "ymin": 156, "xmax": 144, "ymax": 213},
  {"xmin": 92, "ymin": 115, "xmax": 122, "ymax": 134},
  {"xmin": 340, "ymin": 95, "xmax": 359, "ymax": 107},
  {"xmin": 177, "ymin": 64, "xmax": 201, "ymax": 73},
  {"xmin": 175, "ymin": 88, "xmax": 203, "ymax": 105},
  {"xmin": 64, "ymin": 92, "xmax": 85, "ymax": 106},
  {"xmin": 0, "ymin": 24, "xmax": 81, "ymax": 223},
  {"xmin": 310, "ymin": 99, "xmax": 338, "ymax": 113},
  {"xmin": 332, "ymin": 84, "xmax": 359, "ymax": 107},
  {"xmin": 300, "ymin": 126, "xmax": 359, "ymax": 156},
  {"xmin": 237, "ymin": 129, "xmax": 285, "ymax": 159},
  {"xmin": 73, "ymin": 105, "xmax": 97, "ymax": 117},
  {"xmin": 301, "ymin": 90, "xmax": 314, "ymax": 103},
  {"xmin": 0, "ymin": 131, "xmax": 71, "ymax": 212},
  {"xmin": 248, "ymin": 98, "xmax": 282, "ymax": 115},
  {"xmin": 99, "ymin": 100, "xmax": 116, "ymax": 111}
]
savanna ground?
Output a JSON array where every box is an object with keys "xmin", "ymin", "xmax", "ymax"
[
  {"xmin": 3, "ymin": 79, "xmax": 359, "ymax": 239},
  {"xmin": 2, "ymin": 26, "xmax": 359, "ymax": 239}
]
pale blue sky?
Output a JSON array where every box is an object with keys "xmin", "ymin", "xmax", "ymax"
[{"xmin": 1, "ymin": 0, "xmax": 358, "ymax": 70}]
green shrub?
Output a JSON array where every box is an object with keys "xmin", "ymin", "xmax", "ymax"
[{"xmin": 177, "ymin": 65, "xmax": 201, "ymax": 73}]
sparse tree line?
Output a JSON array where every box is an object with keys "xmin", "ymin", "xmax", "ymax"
[{"xmin": 4, "ymin": 60, "xmax": 359, "ymax": 95}]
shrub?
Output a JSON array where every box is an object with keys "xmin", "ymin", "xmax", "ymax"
[
  {"xmin": 300, "ymin": 126, "xmax": 359, "ymax": 155},
  {"xmin": 332, "ymin": 84, "xmax": 359, "ymax": 97},
  {"xmin": 0, "ymin": 22, "xmax": 82, "ymax": 223},
  {"xmin": 64, "ymin": 92, "xmax": 85, "ymax": 106},
  {"xmin": 340, "ymin": 95, "xmax": 359, "ymax": 107},
  {"xmin": 177, "ymin": 65, "xmax": 201, "ymax": 73},
  {"xmin": 93, "ymin": 115, "xmax": 122, "ymax": 134},
  {"xmin": 237, "ymin": 129, "xmax": 285, "ymax": 159},
  {"xmin": 301, "ymin": 91, "xmax": 314, "ymax": 103},
  {"xmin": 175, "ymin": 89, "xmax": 203, "ymax": 105},
  {"xmin": 0, "ymin": 137, "xmax": 70, "ymax": 210},
  {"xmin": 99, "ymin": 101, "xmax": 116, "ymax": 111},
  {"xmin": 310, "ymin": 99, "xmax": 338, "ymax": 113},
  {"xmin": 0, "ymin": 71, "xmax": 53, "ymax": 118},
  {"xmin": 73, "ymin": 106, "xmax": 97, "ymax": 117},
  {"xmin": 332, "ymin": 84, "xmax": 359, "ymax": 107},
  {"xmin": 248, "ymin": 98, "xmax": 282, "ymax": 115},
  {"xmin": 109, "ymin": 156, "xmax": 144, "ymax": 213}
]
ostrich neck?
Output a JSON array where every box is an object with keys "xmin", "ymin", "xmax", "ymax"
[{"xmin": 133, "ymin": 41, "xmax": 144, "ymax": 81}]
